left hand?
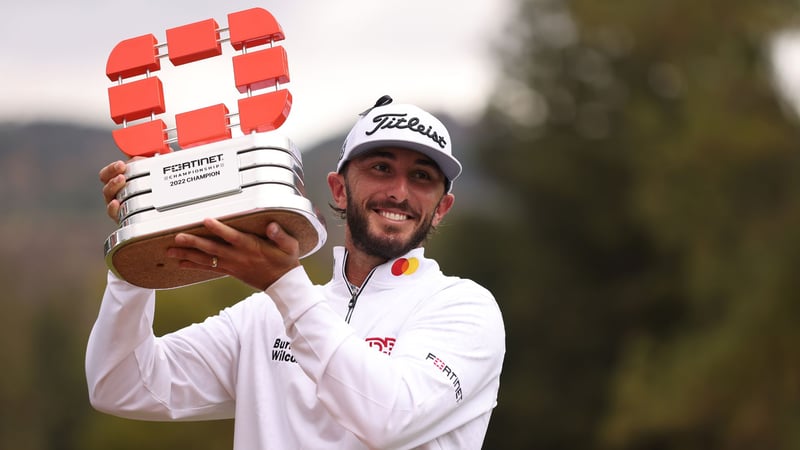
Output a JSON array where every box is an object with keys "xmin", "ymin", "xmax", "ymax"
[{"xmin": 166, "ymin": 218, "xmax": 301, "ymax": 291}]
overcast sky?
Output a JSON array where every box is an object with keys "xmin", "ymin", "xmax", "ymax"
[{"xmin": 0, "ymin": 0, "xmax": 514, "ymax": 150}]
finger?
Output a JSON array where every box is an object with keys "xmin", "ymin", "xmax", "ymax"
[
  {"xmin": 166, "ymin": 246, "xmax": 221, "ymax": 271},
  {"xmin": 106, "ymin": 198, "xmax": 121, "ymax": 222},
  {"xmin": 173, "ymin": 231, "xmax": 221, "ymax": 256},
  {"xmin": 177, "ymin": 258, "xmax": 223, "ymax": 273},
  {"xmin": 265, "ymin": 222, "xmax": 300, "ymax": 257},
  {"xmin": 201, "ymin": 217, "xmax": 249, "ymax": 249},
  {"xmin": 99, "ymin": 160, "xmax": 125, "ymax": 184},
  {"xmin": 100, "ymin": 161, "xmax": 126, "ymax": 223},
  {"xmin": 102, "ymin": 173, "xmax": 126, "ymax": 205}
]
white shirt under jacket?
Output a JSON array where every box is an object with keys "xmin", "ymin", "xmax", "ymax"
[{"xmin": 86, "ymin": 246, "xmax": 505, "ymax": 449}]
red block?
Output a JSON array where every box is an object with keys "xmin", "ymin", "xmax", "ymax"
[
  {"xmin": 232, "ymin": 46, "xmax": 289, "ymax": 94},
  {"xmin": 112, "ymin": 120, "xmax": 170, "ymax": 157},
  {"xmin": 228, "ymin": 7, "xmax": 284, "ymax": 50},
  {"xmin": 166, "ymin": 18, "xmax": 222, "ymax": 66},
  {"xmin": 175, "ymin": 104, "xmax": 231, "ymax": 148},
  {"xmin": 108, "ymin": 77, "xmax": 166, "ymax": 124},
  {"xmin": 238, "ymin": 89, "xmax": 292, "ymax": 134},
  {"xmin": 106, "ymin": 34, "xmax": 161, "ymax": 81}
]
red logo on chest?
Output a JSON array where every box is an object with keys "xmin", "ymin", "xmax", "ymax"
[{"xmin": 365, "ymin": 337, "xmax": 396, "ymax": 355}]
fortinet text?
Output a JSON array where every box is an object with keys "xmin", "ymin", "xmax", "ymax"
[
  {"xmin": 162, "ymin": 154, "xmax": 224, "ymax": 174},
  {"xmin": 426, "ymin": 352, "xmax": 463, "ymax": 403}
]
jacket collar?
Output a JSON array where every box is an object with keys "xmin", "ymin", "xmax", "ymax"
[{"xmin": 331, "ymin": 246, "xmax": 439, "ymax": 291}]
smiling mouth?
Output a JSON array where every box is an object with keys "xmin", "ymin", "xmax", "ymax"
[{"xmin": 377, "ymin": 210, "xmax": 411, "ymax": 221}]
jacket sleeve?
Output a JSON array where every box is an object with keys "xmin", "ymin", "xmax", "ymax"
[
  {"xmin": 266, "ymin": 266, "xmax": 505, "ymax": 449},
  {"xmin": 85, "ymin": 272, "xmax": 239, "ymax": 420}
]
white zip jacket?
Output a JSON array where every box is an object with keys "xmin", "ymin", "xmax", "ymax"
[{"xmin": 86, "ymin": 247, "xmax": 505, "ymax": 449}]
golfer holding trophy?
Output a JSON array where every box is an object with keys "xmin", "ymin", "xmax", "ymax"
[{"xmin": 87, "ymin": 7, "xmax": 505, "ymax": 449}]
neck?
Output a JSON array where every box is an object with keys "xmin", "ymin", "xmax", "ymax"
[{"xmin": 343, "ymin": 243, "xmax": 386, "ymax": 287}]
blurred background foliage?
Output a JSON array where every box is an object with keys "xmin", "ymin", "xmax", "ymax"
[
  {"xmin": 432, "ymin": 0, "xmax": 800, "ymax": 448},
  {"xmin": 2, "ymin": 0, "xmax": 800, "ymax": 448}
]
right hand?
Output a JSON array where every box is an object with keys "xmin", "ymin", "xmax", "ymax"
[
  {"xmin": 167, "ymin": 218, "xmax": 302, "ymax": 291},
  {"xmin": 98, "ymin": 160, "xmax": 128, "ymax": 223}
]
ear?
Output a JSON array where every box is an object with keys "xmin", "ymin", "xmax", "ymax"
[
  {"xmin": 327, "ymin": 171, "xmax": 347, "ymax": 209},
  {"xmin": 432, "ymin": 193, "xmax": 455, "ymax": 227}
]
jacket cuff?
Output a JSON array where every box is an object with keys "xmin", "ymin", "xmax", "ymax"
[{"xmin": 265, "ymin": 266, "xmax": 321, "ymax": 326}]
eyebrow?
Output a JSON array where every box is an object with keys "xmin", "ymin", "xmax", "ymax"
[{"xmin": 365, "ymin": 150, "xmax": 439, "ymax": 169}]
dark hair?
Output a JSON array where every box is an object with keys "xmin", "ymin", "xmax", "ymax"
[
  {"xmin": 329, "ymin": 202, "xmax": 347, "ymax": 220},
  {"xmin": 329, "ymin": 162, "xmax": 350, "ymax": 219}
]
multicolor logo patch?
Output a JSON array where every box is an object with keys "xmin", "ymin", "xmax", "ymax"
[{"xmin": 391, "ymin": 257, "xmax": 419, "ymax": 276}]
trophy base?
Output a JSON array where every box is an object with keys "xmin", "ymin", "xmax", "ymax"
[{"xmin": 108, "ymin": 209, "xmax": 320, "ymax": 289}]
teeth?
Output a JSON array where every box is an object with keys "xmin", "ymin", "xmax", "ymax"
[{"xmin": 380, "ymin": 211, "xmax": 408, "ymax": 221}]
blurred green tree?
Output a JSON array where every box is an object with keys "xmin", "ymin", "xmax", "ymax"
[{"xmin": 432, "ymin": 0, "xmax": 800, "ymax": 448}]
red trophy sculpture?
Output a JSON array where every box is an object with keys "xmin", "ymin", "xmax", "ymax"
[{"xmin": 103, "ymin": 7, "xmax": 326, "ymax": 289}]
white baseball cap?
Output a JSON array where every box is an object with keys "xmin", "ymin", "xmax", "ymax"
[{"xmin": 337, "ymin": 96, "xmax": 462, "ymax": 190}]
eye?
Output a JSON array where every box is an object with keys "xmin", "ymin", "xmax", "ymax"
[
  {"xmin": 412, "ymin": 170, "xmax": 433, "ymax": 180},
  {"xmin": 372, "ymin": 162, "xmax": 390, "ymax": 172}
]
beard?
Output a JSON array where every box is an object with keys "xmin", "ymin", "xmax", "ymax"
[{"xmin": 345, "ymin": 184, "xmax": 437, "ymax": 261}]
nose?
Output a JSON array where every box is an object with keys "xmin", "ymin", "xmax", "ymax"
[{"xmin": 385, "ymin": 173, "xmax": 409, "ymax": 202}]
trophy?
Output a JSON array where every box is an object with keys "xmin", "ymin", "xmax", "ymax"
[{"xmin": 103, "ymin": 8, "xmax": 327, "ymax": 289}]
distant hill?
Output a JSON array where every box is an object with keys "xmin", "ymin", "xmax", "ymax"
[{"xmin": 0, "ymin": 122, "xmax": 116, "ymax": 213}]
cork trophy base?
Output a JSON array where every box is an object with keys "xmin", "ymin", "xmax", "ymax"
[{"xmin": 109, "ymin": 209, "xmax": 321, "ymax": 289}]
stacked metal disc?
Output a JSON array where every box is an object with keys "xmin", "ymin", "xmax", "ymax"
[{"xmin": 104, "ymin": 133, "xmax": 327, "ymax": 289}]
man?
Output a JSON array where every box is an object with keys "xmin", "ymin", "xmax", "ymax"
[{"xmin": 86, "ymin": 96, "xmax": 505, "ymax": 449}]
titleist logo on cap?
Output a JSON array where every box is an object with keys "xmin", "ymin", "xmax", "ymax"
[{"xmin": 366, "ymin": 113, "xmax": 447, "ymax": 149}]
